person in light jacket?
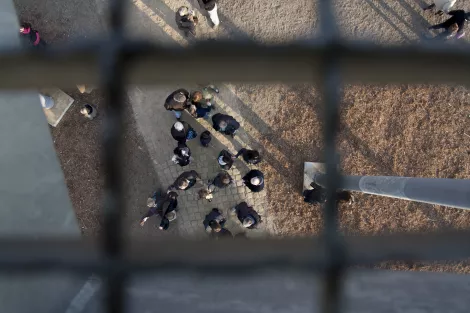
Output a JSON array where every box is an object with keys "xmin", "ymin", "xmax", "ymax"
[
  {"xmin": 201, "ymin": 0, "xmax": 220, "ymax": 27},
  {"xmin": 424, "ymin": 0, "xmax": 457, "ymax": 15}
]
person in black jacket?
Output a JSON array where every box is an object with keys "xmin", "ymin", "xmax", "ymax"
[
  {"xmin": 429, "ymin": 10, "xmax": 470, "ymax": 39},
  {"xmin": 164, "ymin": 88, "xmax": 190, "ymax": 119},
  {"xmin": 19, "ymin": 22, "xmax": 46, "ymax": 48},
  {"xmin": 208, "ymin": 171, "xmax": 234, "ymax": 189},
  {"xmin": 242, "ymin": 170, "xmax": 264, "ymax": 193},
  {"xmin": 175, "ymin": 6, "xmax": 198, "ymax": 37},
  {"xmin": 217, "ymin": 150, "xmax": 234, "ymax": 170},
  {"xmin": 303, "ymin": 182, "xmax": 354, "ymax": 205},
  {"xmin": 188, "ymin": 91, "xmax": 214, "ymax": 119},
  {"xmin": 231, "ymin": 202, "xmax": 261, "ymax": 229},
  {"xmin": 203, "ymin": 208, "xmax": 226, "ymax": 234},
  {"xmin": 201, "ymin": 0, "xmax": 219, "ymax": 28},
  {"xmin": 140, "ymin": 191, "xmax": 178, "ymax": 230},
  {"xmin": 212, "ymin": 113, "xmax": 240, "ymax": 138},
  {"xmin": 172, "ymin": 142, "xmax": 192, "ymax": 167},
  {"xmin": 234, "ymin": 148, "xmax": 261, "ymax": 165},
  {"xmin": 169, "ymin": 170, "xmax": 201, "ymax": 191},
  {"xmin": 171, "ymin": 121, "xmax": 197, "ymax": 143}
]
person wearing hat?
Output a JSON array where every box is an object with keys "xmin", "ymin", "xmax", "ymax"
[
  {"xmin": 140, "ymin": 191, "xmax": 178, "ymax": 230},
  {"xmin": 164, "ymin": 88, "xmax": 190, "ymax": 119},
  {"xmin": 203, "ymin": 208, "xmax": 227, "ymax": 235},
  {"xmin": 188, "ymin": 91, "xmax": 214, "ymax": 119},
  {"xmin": 172, "ymin": 142, "xmax": 192, "ymax": 167},
  {"xmin": 169, "ymin": 170, "xmax": 201, "ymax": 191},
  {"xmin": 201, "ymin": 0, "xmax": 220, "ymax": 28},
  {"xmin": 429, "ymin": 9, "xmax": 470, "ymax": 39},
  {"xmin": 234, "ymin": 148, "xmax": 261, "ymax": 165},
  {"xmin": 208, "ymin": 171, "xmax": 234, "ymax": 189},
  {"xmin": 231, "ymin": 202, "xmax": 261, "ymax": 229},
  {"xmin": 211, "ymin": 113, "xmax": 240, "ymax": 138},
  {"xmin": 171, "ymin": 121, "xmax": 197, "ymax": 143},
  {"xmin": 217, "ymin": 149, "xmax": 234, "ymax": 170},
  {"xmin": 241, "ymin": 169, "xmax": 264, "ymax": 193},
  {"xmin": 423, "ymin": 0, "xmax": 457, "ymax": 15},
  {"xmin": 175, "ymin": 6, "xmax": 198, "ymax": 37}
]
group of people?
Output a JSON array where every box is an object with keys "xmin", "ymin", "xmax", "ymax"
[
  {"xmin": 140, "ymin": 85, "xmax": 264, "ymax": 238},
  {"xmin": 175, "ymin": 0, "xmax": 219, "ymax": 37},
  {"xmin": 425, "ymin": 1, "xmax": 470, "ymax": 39}
]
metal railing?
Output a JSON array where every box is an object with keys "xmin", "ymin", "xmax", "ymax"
[{"xmin": 2, "ymin": 0, "xmax": 470, "ymax": 313}]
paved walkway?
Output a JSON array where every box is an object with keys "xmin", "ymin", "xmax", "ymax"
[{"xmin": 129, "ymin": 85, "xmax": 269, "ymax": 238}]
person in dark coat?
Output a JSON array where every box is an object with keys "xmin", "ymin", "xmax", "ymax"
[
  {"xmin": 172, "ymin": 142, "xmax": 192, "ymax": 167},
  {"xmin": 200, "ymin": 130, "xmax": 212, "ymax": 147},
  {"xmin": 303, "ymin": 182, "xmax": 354, "ymax": 205},
  {"xmin": 175, "ymin": 6, "xmax": 198, "ymax": 37},
  {"xmin": 231, "ymin": 202, "xmax": 261, "ymax": 229},
  {"xmin": 203, "ymin": 208, "xmax": 226, "ymax": 234},
  {"xmin": 217, "ymin": 150, "xmax": 234, "ymax": 170},
  {"xmin": 429, "ymin": 10, "xmax": 470, "ymax": 39},
  {"xmin": 208, "ymin": 171, "xmax": 234, "ymax": 189},
  {"xmin": 169, "ymin": 170, "xmax": 201, "ymax": 191},
  {"xmin": 211, "ymin": 113, "xmax": 240, "ymax": 138},
  {"xmin": 188, "ymin": 91, "xmax": 214, "ymax": 119},
  {"xmin": 140, "ymin": 191, "xmax": 178, "ymax": 230},
  {"xmin": 164, "ymin": 89, "xmax": 190, "ymax": 119},
  {"xmin": 19, "ymin": 22, "xmax": 46, "ymax": 48},
  {"xmin": 242, "ymin": 170, "xmax": 264, "ymax": 193},
  {"xmin": 234, "ymin": 148, "xmax": 261, "ymax": 165},
  {"xmin": 171, "ymin": 121, "xmax": 197, "ymax": 143}
]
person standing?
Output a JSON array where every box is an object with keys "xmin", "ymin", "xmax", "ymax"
[
  {"xmin": 169, "ymin": 170, "xmax": 201, "ymax": 191},
  {"xmin": 241, "ymin": 170, "xmax": 264, "ymax": 193},
  {"xmin": 175, "ymin": 6, "xmax": 198, "ymax": 37},
  {"xmin": 231, "ymin": 202, "xmax": 261, "ymax": 229},
  {"xmin": 212, "ymin": 113, "xmax": 240, "ymax": 138},
  {"xmin": 171, "ymin": 121, "xmax": 197, "ymax": 143},
  {"xmin": 80, "ymin": 104, "xmax": 97, "ymax": 120},
  {"xmin": 429, "ymin": 10, "xmax": 470, "ymax": 39},
  {"xmin": 217, "ymin": 149, "xmax": 234, "ymax": 170},
  {"xmin": 19, "ymin": 22, "xmax": 46, "ymax": 48},
  {"xmin": 201, "ymin": 0, "xmax": 220, "ymax": 28},
  {"xmin": 303, "ymin": 182, "xmax": 354, "ymax": 205},
  {"xmin": 188, "ymin": 91, "xmax": 214, "ymax": 119},
  {"xmin": 234, "ymin": 148, "xmax": 261, "ymax": 165},
  {"xmin": 164, "ymin": 89, "xmax": 190, "ymax": 119},
  {"xmin": 172, "ymin": 142, "xmax": 192, "ymax": 167},
  {"xmin": 208, "ymin": 171, "xmax": 234, "ymax": 189},
  {"xmin": 203, "ymin": 208, "xmax": 227, "ymax": 235},
  {"xmin": 423, "ymin": 0, "xmax": 457, "ymax": 15}
]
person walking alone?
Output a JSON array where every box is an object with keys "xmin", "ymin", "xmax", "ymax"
[
  {"xmin": 423, "ymin": 0, "xmax": 457, "ymax": 15},
  {"xmin": 429, "ymin": 10, "xmax": 470, "ymax": 39},
  {"xmin": 201, "ymin": 0, "xmax": 220, "ymax": 28},
  {"xmin": 19, "ymin": 22, "xmax": 47, "ymax": 48}
]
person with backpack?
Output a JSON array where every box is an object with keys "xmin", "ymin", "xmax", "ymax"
[
  {"xmin": 19, "ymin": 22, "xmax": 46, "ymax": 48},
  {"xmin": 241, "ymin": 170, "xmax": 264, "ymax": 193},
  {"xmin": 171, "ymin": 142, "xmax": 192, "ymax": 167},
  {"xmin": 200, "ymin": 130, "xmax": 212, "ymax": 147},
  {"xmin": 429, "ymin": 10, "xmax": 470, "ymax": 39},
  {"xmin": 212, "ymin": 113, "xmax": 240, "ymax": 138},
  {"xmin": 171, "ymin": 121, "xmax": 197, "ymax": 143},
  {"xmin": 168, "ymin": 170, "xmax": 201, "ymax": 191},
  {"xmin": 231, "ymin": 202, "xmax": 261, "ymax": 229},
  {"xmin": 234, "ymin": 148, "xmax": 261, "ymax": 165},
  {"xmin": 140, "ymin": 191, "xmax": 178, "ymax": 230},
  {"xmin": 175, "ymin": 6, "xmax": 198, "ymax": 37},
  {"xmin": 217, "ymin": 149, "xmax": 234, "ymax": 170},
  {"xmin": 164, "ymin": 88, "xmax": 190, "ymax": 119}
]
